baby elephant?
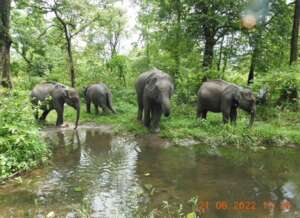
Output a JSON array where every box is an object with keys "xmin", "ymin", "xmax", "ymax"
[
  {"xmin": 84, "ymin": 83, "xmax": 116, "ymax": 114},
  {"xmin": 30, "ymin": 82, "xmax": 80, "ymax": 129},
  {"xmin": 135, "ymin": 69, "xmax": 174, "ymax": 133},
  {"xmin": 197, "ymin": 80, "xmax": 256, "ymax": 127}
]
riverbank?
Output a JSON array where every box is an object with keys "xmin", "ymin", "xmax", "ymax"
[
  {"xmin": 1, "ymin": 86, "xmax": 299, "ymax": 181},
  {"xmin": 61, "ymin": 98, "xmax": 300, "ymax": 149}
]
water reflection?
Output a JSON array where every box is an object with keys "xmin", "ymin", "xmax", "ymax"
[{"xmin": 0, "ymin": 127, "xmax": 300, "ymax": 218}]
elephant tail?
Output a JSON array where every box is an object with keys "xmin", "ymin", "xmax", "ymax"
[{"xmin": 106, "ymin": 92, "xmax": 116, "ymax": 113}]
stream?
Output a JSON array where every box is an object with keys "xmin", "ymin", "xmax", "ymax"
[{"xmin": 0, "ymin": 125, "xmax": 300, "ymax": 218}]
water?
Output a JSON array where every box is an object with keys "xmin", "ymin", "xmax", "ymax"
[{"xmin": 0, "ymin": 126, "xmax": 300, "ymax": 218}]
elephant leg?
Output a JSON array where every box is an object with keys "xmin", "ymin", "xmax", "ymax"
[
  {"xmin": 222, "ymin": 109, "xmax": 230, "ymax": 124},
  {"xmin": 197, "ymin": 101, "xmax": 208, "ymax": 119},
  {"xmin": 151, "ymin": 104, "xmax": 162, "ymax": 133},
  {"xmin": 86, "ymin": 99, "xmax": 91, "ymax": 113},
  {"xmin": 230, "ymin": 107, "xmax": 237, "ymax": 125},
  {"xmin": 221, "ymin": 98, "xmax": 232, "ymax": 124},
  {"xmin": 196, "ymin": 102, "xmax": 202, "ymax": 118},
  {"xmin": 143, "ymin": 99, "xmax": 151, "ymax": 128},
  {"xmin": 55, "ymin": 106, "xmax": 64, "ymax": 126},
  {"xmin": 99, "ymin": 97, "xmax": 110, "ymax": 113},
  {"xmin": 39, "ymin": 109, "xmax": 51, "ymax": 121},
  {"xmin": 201, "ymin": 110, "xmax": 208, "ymax": 119},
  {"xmin": 94, "ymin": 103, "xmax": 99, "ymax": 115},
  {"xmin": 137, "ymin": 95, "xmax": 143, "ymax": 121}
]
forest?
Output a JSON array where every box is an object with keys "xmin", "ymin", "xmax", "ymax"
[{"xmin": 1, "ymin": 0, "xmax": 300, "ymax": 217}]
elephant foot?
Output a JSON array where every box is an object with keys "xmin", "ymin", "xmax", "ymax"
[
  {"xmin": 150, "ymin": 127, "xmax": 160, "ymax": 133},
  {"xmin": 58, "ymin": 123, "xmax": 69, "ymax": 128}
]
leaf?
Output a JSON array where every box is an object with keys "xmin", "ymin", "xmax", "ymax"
[
  {"xmin": 144, "ymin": 184, "xmax": 153, "ymax": 191},
  {"xmin": 74, "ymin": 187, "xmax": 82, "ymax": 192},
  {"xmin": 186, "ymin": 212, "xmax": 197, "ymax": 218}
]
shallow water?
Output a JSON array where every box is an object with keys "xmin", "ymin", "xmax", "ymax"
[{"xmin": 0, "ymin": 126, "xmax": 300, "ymax": 218}]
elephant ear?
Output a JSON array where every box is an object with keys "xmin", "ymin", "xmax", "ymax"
[
  {"xmin": 64, "ymin": 89, "xmax": 70, "ymax": 99},
  {"xmin": 232, "ymin": 90, "xmax": 241, "ymax": 108}
]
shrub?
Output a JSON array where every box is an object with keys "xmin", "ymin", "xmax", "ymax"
[{"xmin": 0, "ymin": 87, "xmax": 48, "ymax": 180}]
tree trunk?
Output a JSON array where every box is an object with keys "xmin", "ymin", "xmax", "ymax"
[
  {"xmin": 145, "ymin": 29, "xmax": 151, "ymax": 68},
  {"xmin": 222, "ymin": 35, "xmax": 233, "ymax": 78},
  {"xmin": 66, "ymin": 36, "xmax": 75, "ymax": 87},
  {"xmin": 173, "ymin": 0, "xmax": 182, "ymax": 79},
  {"xmin": 202, "ymin": 32, "xmax": 215, "ymax": 70},
  {"xmin": 0, "ymin": 0, "xmax": 12, "ymax": 88},
  {"xmin": 54, "ymin": 10, "xmax": 76, "ymax": 87},
  {"xmin": 61, "ymin": 23, "xmax": 75, "ymax": 87},
  {"xmin": 217, "ymin": 37, "xmax": 224, "ymax": 72},
  {"xmin": 247, "ymin": 51, "xmax": 256, "ymax": 85},
  {"xmin": 290, "ymin": 0, "xmax": 300, "ymax": 65}
]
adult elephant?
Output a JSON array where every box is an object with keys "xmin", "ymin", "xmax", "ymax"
[
  {"xmin": 135, "ymin": 69, "xmax": 174, "ymax": 133},
  {"xmin": 30, "ymin": 82, "xmax": 80, "ymax": 129},
  {"xmin": 84, "ymin": 83, "xmax": 116, "ymax": 114},
  {"xmin": 197, "ymin": 80, "xmax": 256, "ymax": 126}
]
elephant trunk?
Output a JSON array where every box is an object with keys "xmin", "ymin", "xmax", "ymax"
[
  {"xmin": 249, "ymin": 107, "xmax": 256, "ymax": 127},
  {"xmin": 74, "ymin": 104, "xmax": 80, "ymax": 129},
  {"xmin": 161, "ymin": 97, "xmax": 171, "ymax": 117}
]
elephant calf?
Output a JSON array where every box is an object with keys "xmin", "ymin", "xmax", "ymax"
[
  {"xmin": 30, "ymin": 82, "xmax": 80, "ymax": 129},
  {"xmin": 135, "ymin": 69, "xmax": 174, "ymax": 133},
  {"xmin": 197, "ymin": 80, "xmax": 256, "ymax": 126},
  {"xmin": 84, "ymin": 83, "xmax": 116, "ymax": 114}
]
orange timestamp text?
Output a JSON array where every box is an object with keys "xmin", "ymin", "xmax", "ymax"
[{"xmin": 197, "ymin": 200, "xmax": 292, "ymax": 213}]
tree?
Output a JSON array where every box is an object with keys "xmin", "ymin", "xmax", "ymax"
[
  {"xmin": 12, "ymin": 4, "xmax": 50, "ymax": 76},
  {"xmin": 246, "ymin": 0, "xmax": 292, "ymax": 84},
  {"xmin": 104, "ymin": 9, "xmax": 126, "ymax": 59},
  {"xmin": 290, "ymin": 0, "xmax": 300, "ymax": 65},
  {"xmin": 186, "ymin": 0, "xmax": 242, "ymax": 70},
  {"xmin": 137, "ymin": 0, "xmax": 156, "ymax": 68},
  {"xmin": 0, "ymin": 0, "xmax": 12, "ymax": 88},
  {"xmin": 32, "ymin": 0, "xmax": 100, "ymax": 87}
]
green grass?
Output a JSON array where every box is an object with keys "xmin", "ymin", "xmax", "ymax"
[{"xmin": 58, "ymin": 92, "xmax": 300, "ymax": 149}]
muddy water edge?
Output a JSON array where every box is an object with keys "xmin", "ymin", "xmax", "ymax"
[{"xmin": 0, "ymin": 125, "xmax": 300, "ymax": 217}]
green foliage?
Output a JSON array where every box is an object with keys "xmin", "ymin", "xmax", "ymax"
[
  {"xmin": 174, "ymin": 70, "xmax": 201, "ymax": 104},
  {"xmin": 253, "ymin": 66, "xmax": 300, "ymax": 108},
  {"xmin": 106, "ymin": 55, "xmax": 130, "ymax": 86},
  {"xmin": 0, "ymin": 87, "xmax": 48, "ymax": 180}
]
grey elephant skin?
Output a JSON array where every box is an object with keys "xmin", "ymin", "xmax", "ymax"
[
  {"xmin": 30, "ymin": 82, "xmax": 80, "ymax": 129},
  {"xmin": 84, "ymin": 83, "xmax": 116, "ymax": 114},
  {"xmin": 197, "ymin": 80, "xmax": 256, "ymax": 126},
  {"xmin": 135, "ymin": 69, "xmax": 174, "ymax": 132}
]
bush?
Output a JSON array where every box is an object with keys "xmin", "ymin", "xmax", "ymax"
[
  {"xmin": 253, "ymin": 67, "xmax": 300, "ymax": 109},
  {"xmin": 0, "ymin": 87, "xmax": 48, "ymax": 180}
]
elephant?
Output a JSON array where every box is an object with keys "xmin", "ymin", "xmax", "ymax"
[
  {"xmin": 30, "ymin": 82, "xmax": 80, "ymax": 129},
  {"xmin": 84, "ymin": 83, "xmax": 116, "ymax": 114},
  {"xmin": 135, "ymin": 69, "xmax": 174, "ymax": 133},
  {"xmin": 197, "ymin": 80, "xmax": 256, "ymax": 126}
]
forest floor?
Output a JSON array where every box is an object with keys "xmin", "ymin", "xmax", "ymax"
[{"xmin": 57, "ymin": 98, "xmax": 300, "ymax": 150}]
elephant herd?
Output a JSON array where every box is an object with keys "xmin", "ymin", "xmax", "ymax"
[{"xmin": 30, "ymin": 69, "xmax": 256, "ymax": 132}]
